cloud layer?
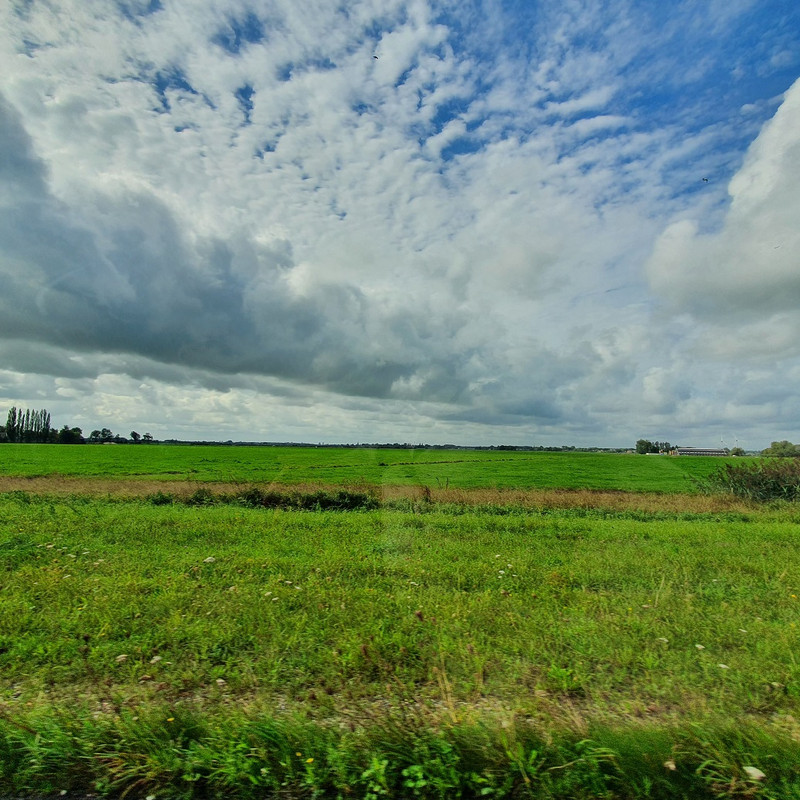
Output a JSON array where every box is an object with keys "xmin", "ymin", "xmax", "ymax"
[{"xmin": 1, "ymin": 0, "xmax": 799, "ymax": 446}]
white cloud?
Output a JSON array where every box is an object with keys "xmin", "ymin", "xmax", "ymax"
[
  {"xmin": 1, "ymin": 0, "xmax": 799, "ymax": 446},
  {"xmin": 647, "ymin": 77, "xmax": 800, "ymax": 318}
]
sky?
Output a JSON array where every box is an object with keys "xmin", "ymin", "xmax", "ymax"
[{"xmin": 1, "ymin": 0, "xmax": 799, "ymax": 448}]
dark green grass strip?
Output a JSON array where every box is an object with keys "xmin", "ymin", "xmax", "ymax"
[{"xmin": 1, "ymin": 707, "xmax": 798, "ymax": 799}]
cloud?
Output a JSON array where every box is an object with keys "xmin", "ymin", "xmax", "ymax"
[
  {"xmin": 1, "ymin": 0, "xmax": 799, "ymax": 445},
  {"xmin": 647, "ymin": 77, "xmax": 800, "ymax": 319}
]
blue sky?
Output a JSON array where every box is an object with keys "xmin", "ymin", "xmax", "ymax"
[{"xmin": 1, "ymin": 0, "xmax": 799, "ymax": 447}]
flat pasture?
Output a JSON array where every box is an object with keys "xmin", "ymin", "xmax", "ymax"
[
  {"xmin": 0, "ymin": 443, "xmax": 743, "ymax": 492},
  {"xmin": 1, "ymin": 445, "xmax": 798, "ymax": 799}
]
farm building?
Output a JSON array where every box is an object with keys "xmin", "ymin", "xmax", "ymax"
[{"xmin": 674, "ymin": 447, "xmax": 729, "ymax": 456}]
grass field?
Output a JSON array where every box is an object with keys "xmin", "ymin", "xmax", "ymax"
[
  {"xmin": 1, "ymin": 446, "xmax": 798, "ymax": 799},
  {"xmin": 0, "ymin": 443, "xmax": 747, "ymax": 492}
]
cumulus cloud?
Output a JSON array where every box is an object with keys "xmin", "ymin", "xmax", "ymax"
[
  {"xmin": 1, "ymin": 0, "xmax": 799, "ymax": 445},
  {"xmin": 647, "ymin": 77, "xmax": 800, "ymax": 319}
]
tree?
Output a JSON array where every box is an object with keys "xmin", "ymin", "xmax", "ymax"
[
  {"xmin": 57, "ymin": 426, "xmax": 84, "ymax": 444},
  {"xmin": 730, "ymin": 447, "xmax": 745, "ymax": 457},
  {"xmin": 636, "ymin": 439, "xmax": 671, "ymax": 454},
  {"xmin": 5, "ymin": 406, "xmax": 52, "ymax": 443},
  {"xmin": 142, "ymin": 433, "xmax": 154, "ymax": 443},
  {"xmin": 130, "ymin": 431, "xmax": 141, "ymax": 443},
  {"xmin": 762, "ymin": 440, "xmax": 800, "ymax": 457}
]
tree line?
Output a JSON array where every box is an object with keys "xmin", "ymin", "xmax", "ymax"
[{"xmin": 0, "ymin": 406, "xmax": 154, "ymax": 444}]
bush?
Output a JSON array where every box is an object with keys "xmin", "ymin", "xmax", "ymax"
[
  {"xmin": 697, "ymin": 459, "xmax": 800, "ymax": 502},
  {"xmin": 185, "ymin": 488, "xmax": 216, "ymax": 506}
]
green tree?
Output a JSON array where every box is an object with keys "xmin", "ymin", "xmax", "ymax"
[
  {"xmin": 635, "ymin": 439, "xmax": 652, "ymax": 454},
  {"xmin": 57, "ymin": 426, "xmax": 84, "ymax": 444},
  {"xmin": 762, "ymin": 440, "xmax": 800, "ymax": 457},
  {"xmin": 130, "ymin": 431, "xmax": 141, "ymax": 443},
  {"xmin": 5, "ymin": 406, "xmax": 52, "ymax": 443}
]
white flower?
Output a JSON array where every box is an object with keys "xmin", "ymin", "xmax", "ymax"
[{"xmin": 744, "ymin": 766, "xmax": 766, "ymax": 781}]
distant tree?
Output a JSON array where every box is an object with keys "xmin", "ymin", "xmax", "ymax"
[
  {"xmin": 5, "ymin": 406, "xmax": 52, "ymax": 443},
  {"xmin": 57, "ymin": 426, "xmax": 84, "ymax": 444},
  {"xmin": 762, "ymin": 440, "xmax": 800, "ymax": 457},
  {"xmin": 730, "ymin": 447, "xmax": 745, "ymax": 457},
  {"xmin": 142, "ymin": 432, "xmax": 154, "ymax": 443},
  {"xmin": 89, "ymin": 430, "xmax": 102, "ymax": 444},
  {"xmin": 130, "ymin": 431, "xmax": 141, "ymax": 443},
  {"xmin": 636, "ymin": 439, "xmax": 671, "ymax": 454},
  {"xmin": 100, "ymin": 428, "xmax": 113, "ymax": 443}
]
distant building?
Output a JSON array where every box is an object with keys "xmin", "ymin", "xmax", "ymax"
[{"xmin": 674, "ymin": 447, "xmax": 729, "ymax": 456}]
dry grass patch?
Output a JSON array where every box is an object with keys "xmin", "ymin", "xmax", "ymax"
[{"xmin": 0, "ymin": 475, "xmax": 756, "ymax": 514}]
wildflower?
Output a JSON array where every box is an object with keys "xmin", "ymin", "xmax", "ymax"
[
  {"xmin": 296, "ymin": 752, "xmax": 302, "ymax": 757},
  {"xmin": 664, "ymin": 759, "xmax": 677, "ymax": 771},
  {"xmin": 306, "ymin": 758, "xmax": 314, "ymax": 764},
  {"xmin": 203, "ymin": 556, "xmax": 216, "ymax": 563},
  {"xmin": 167, "ymin": 717, "xmax": 174, "ymax": 722},
  {"xmin": 744, "ymin": 766, "xmax": 766, "ymax": 781}
]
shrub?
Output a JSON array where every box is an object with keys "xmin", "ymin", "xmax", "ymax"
[
  {"xmin": 148, "ymin": 491, "xmax": 174, "ymax": 506},
  {"xmin": 185, "ymin": 488, "xmax": 216, "ymax": 506},
  {"xmin": 697, "ymin": 459, "xmax": 800, "ymax": 502}
]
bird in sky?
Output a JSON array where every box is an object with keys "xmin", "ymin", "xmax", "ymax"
[{"xmin": 702, "ymin": 177, "xmax": 709, "ymax": 182}]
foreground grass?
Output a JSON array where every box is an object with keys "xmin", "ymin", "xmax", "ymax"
[{"xmin": 1, "ymin": 491, "xmax": 800, "ymax": 797}]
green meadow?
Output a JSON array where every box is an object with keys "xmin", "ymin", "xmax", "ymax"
[
  {"xmin": 0, "ymin": 443, "xmax": 741, "ymax": 492},
  {"xmin": 1, "ymin": 447, "xmax": 799, "ymax": 798}
]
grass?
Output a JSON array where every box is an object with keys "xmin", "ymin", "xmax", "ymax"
[
  {"xmin": 0, "ymin": 443, "xmax": 749, "ymax": 492},
  {"xmin": 0, "ymin": 446, "xmax": 798, "ymax": 797}
]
